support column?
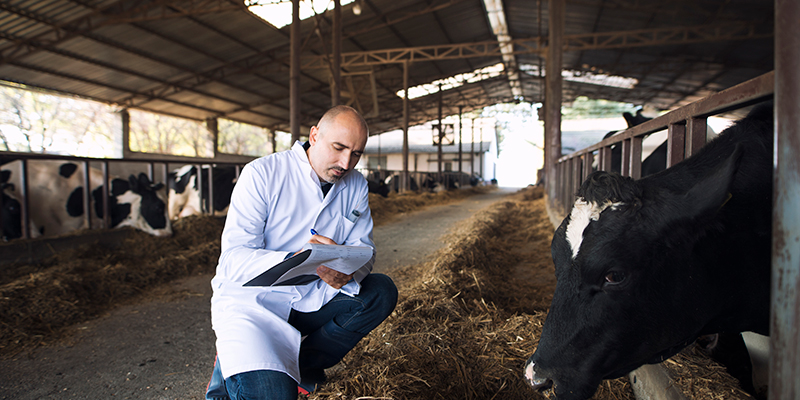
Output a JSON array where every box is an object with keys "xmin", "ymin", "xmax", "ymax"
[
  {"xmin": 402, "ymin": 60, "xmax": 410, "ymax": 192},
  {"xmin": 545, "ymin": 0, "xmax": 564, "ymax": 207},
  {"xmin": 771, "ymin": 0, "xmax": 800, "ymax": 397},
  {"xmin": 437, "ymin": 83, "xmax": 443, "ymax": 180},
  {"xmin": 206, "ymin": 117, "xmax": 219, "ymax": 158},
  {"xmin": 458, "ymin": 106, "xmax": 463, "ymax": 176},
  {"xmin": 112, "ymin": 109, "xmax": 131, "ymax": 159},
  {"xmin": 290, "ymin": 0, "xmax": 301, "ymax": 142},
  {"xmin": 479, "ymin": 124, "xmax": 484, "ymax": 178},
  {"xmin": 331, "ymin": 0, "xmax": 341, "ymax": 106},
  {"xmin": 471, "ymin": 118, "xmax": 475, "ymax": 176}
]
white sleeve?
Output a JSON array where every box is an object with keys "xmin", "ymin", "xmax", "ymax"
[{"xmin": 217, "ymin": 162, "xmax": 290, "ymax": 283}]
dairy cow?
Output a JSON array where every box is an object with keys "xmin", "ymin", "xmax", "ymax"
[
  {"xmin": 1, "ymin": 160, "xmax": 172, "ymax": 238},
  {"xmin": 604, "ymin": 109, "xmax": 716, "ymax": 177},
  {"xmin": 524, "ymin": 102, "xmax": 773, "ymax": 399},
  {"xmin": 167, "ymin": 165, "xmax": 238, "ymax": 219}
]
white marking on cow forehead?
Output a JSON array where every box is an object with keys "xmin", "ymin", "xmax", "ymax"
[{"xmin": 565, "ymin": 198, "xmax": 624, "ymax": 259}]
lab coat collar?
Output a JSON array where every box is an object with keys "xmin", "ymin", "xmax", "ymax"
[{"xmin": 291, "ymin": 141, "xmax": 348, "ymax": 202}]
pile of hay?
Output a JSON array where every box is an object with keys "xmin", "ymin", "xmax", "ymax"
[
  {"xmin": 369, "ymin": 187, "xmax": 494, "ymax": 227},
  {"xmin": 0, "ymin": 216, "xmax": 223, "ymax": 355},
  {"xmin": 313, "ymin": 186, "xmax": 753, "ymax": 400},
  {"xmin": 312, "ymin": 186, "xmax": 635, "ymax": 400},
  {"xmin": 0, "ymin": 187, "xmax": 487, "ymax": 357},
  {"xmin": 664, "ymin": 347, "xmax": 755, "ymax": 399}
]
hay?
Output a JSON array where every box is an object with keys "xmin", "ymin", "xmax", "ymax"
[
  {"xmin": 0, "ymin": 187, "xmax": 488, "ymax": 357},
  {"xmin": 0, "ymin": 215, "xmax": 223, "ymax": 355},
  {"xmin": 662, "ymin": 347, "xmax": 755, "ymax": 399},
  {"xmin": 311, "ymin": 187, "xmax": 634, "ymax": 400},
  {"xmin": 369, "ymin": 187, "xmax": 494, "ymax": 227}
]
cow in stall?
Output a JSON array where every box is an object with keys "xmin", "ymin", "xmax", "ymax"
[
  {"xmin": 366, "ymin": 178, "xmax": 390, "ymax": 198},
  {"xmin": 0, "ymin": 160, "xmax": 172, "ymax": 238},
  {"xmin": 603, "ymin": 109, "xmax": 716, "ymax": 177},
  {"xmin": 167, "ymin": 165, "xmax": 238, "ymax": 219},
  {"xmin": 524, "ymin": 102, "xmax": 773, "ymax": 399}
]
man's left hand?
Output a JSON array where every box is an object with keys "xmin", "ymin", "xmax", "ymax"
[{"xmin": 317, "ymin": 265, "xmax": 353, "ymax": 289}]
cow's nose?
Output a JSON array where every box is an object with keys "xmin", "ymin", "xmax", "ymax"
[{"xmin": 524, "ymin": 360, "xmax": 554, "ymax": 392}]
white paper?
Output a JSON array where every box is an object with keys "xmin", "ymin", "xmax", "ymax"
[{"xmin": 270, "ymin": 243, "xmax": 373, "ymax": 285}]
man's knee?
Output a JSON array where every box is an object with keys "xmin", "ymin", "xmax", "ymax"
[{"xmin": 364, "ymin": 273, "xmax": 398, "ymax": 314}]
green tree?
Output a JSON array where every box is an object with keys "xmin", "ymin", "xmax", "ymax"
[
  {"xmin": 562, "ymin": 96, "xmax": 637, "ymax": 120},
  {"xmin": 0, "ymin": 84, "xmax": 115, "ymax": 156},
  {"xmin": 218, "ymin": 119, "xmax": 273, "ymax": 157}
]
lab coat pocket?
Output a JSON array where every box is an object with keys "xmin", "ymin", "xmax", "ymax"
[{"xmin": 334, "ymin": 215, "xmax": 356, "ymax": 243}]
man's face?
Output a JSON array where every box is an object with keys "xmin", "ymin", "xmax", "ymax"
[{"xmin": 307, "ymin": 113, "xmax": 367, "ymax": 184}]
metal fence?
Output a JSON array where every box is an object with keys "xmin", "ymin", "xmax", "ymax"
[
  {"xmin": 0, "ymin": 152, "xmax": 248, "ymax": 240},
  {"xmin": 550, "ymin": 71, "xmax": 774, "ymax": 218}
]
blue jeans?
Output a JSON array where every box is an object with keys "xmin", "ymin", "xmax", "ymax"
[{"xmin": 213, "ymin": 273, "xmax": 397, "ymax": 400}]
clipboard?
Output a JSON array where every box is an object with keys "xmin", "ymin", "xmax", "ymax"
[{"xmin": 243, "ymin": 243, "xmax": 373, "ymax": 287}]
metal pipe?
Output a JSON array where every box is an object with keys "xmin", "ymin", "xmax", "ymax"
[
  {"xmin": 545, "ymin": 0, "xmax": 564, "ymax": 205},
  {"xmin": 771, "ymin": 0, "xmax": 800, "ymax": 396},
  {"xmin": 332, "ymin": 0, "xmax": 341, "ymax": 106},
  {"xmin": 290, "ymin": 0, "xmax": 301, "ymax": 142},
  {"xmin": 402, "ymin": 61, "xmax": 409, "ymax": 192}
]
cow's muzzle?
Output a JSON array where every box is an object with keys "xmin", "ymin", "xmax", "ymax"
[{"xmin": 523, "ymin": 360, "xmax": 554, "ymax": 392}]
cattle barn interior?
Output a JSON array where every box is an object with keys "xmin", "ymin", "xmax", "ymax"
[{"xmin": 0, "ymin": 0, "xmax": 797, "ymax": 399}]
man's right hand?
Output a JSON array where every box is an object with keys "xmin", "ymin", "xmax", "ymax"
[{"xmin": 293, "ymin": 231, "xmax": 338, "ymax": 256}]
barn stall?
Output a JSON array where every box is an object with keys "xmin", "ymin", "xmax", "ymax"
[{"xmin": 0, "ymin": 0, "xmax": 796, "ymax": 399}]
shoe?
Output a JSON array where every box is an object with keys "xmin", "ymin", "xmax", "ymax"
[{"xmin": 297, "ymin": 382, "xmax": 319, "ymax": 395}]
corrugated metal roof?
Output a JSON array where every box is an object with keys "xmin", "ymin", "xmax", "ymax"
[{"xmin": 0, "ymin": 0, "xmax": 775, "ymax": 136}]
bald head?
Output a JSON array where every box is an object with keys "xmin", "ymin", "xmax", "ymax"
[
  {"xmin": 317, "ymin": 105, "xmax": 369, "ymax": 139},
  {"xmin": 307, "ymin": 106, "xmax": 370, "ymax": 183}
]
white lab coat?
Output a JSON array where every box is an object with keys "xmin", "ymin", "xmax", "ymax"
[{"xmin": 210, "ymin": 141, "xmax": 375, "ymax": 382}]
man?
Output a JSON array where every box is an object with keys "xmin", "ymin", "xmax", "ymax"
[{"xmin": 206, "ymin": 105, "xmax": 398, "ymax": 400}]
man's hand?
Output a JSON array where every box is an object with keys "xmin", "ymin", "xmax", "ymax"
[
  {"xmin": 292, "ymin": 231, "xmax": 338, "ymax": 256},
  {"xmin": 303, "ymin": 232, "xmax": 353, "ymax": 289},
  {"xmin": 316, "ymin": 265, "xmax": 353, "ymax": 289}
]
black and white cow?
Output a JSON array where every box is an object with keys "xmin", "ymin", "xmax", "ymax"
[
  {"xmin": 1, "ymin": 160, "xmax": 172, "ymax": 238},
  {"xmin": 167, "ymin": 165, "xmax": 238, "ymax": 219},
  {"xmin": 524, "ymin": 102, "xmax": 773, "ymax": 399}
]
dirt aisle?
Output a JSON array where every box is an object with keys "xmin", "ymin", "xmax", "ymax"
[{"xmin": 0, "ymin": 187, "xmax": 517, "ymax": 400}]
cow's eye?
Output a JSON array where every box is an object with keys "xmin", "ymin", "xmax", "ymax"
[{"xmin": 604, "ymin": 271, "xmax": 626, "ymax": 285}]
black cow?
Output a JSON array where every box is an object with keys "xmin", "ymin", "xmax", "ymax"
[
  {"xmin": 603, "ymin": 109, "xmax": 715, "ymax": 178},
  {"xmin": 167, "ymin": 165, "xmax": 238, "ymax": 219},
  {"xmin": 367, "ymin": 178, "xmax": 390, "ymax": 198},
  {"xmin": 524, "ymin": 102, "xmax": 773, "ymax": 399}
]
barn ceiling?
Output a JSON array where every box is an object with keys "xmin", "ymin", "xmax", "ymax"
[{"xmin": 0, "ymin": 0, "xmax": 774, "ymax": 135}]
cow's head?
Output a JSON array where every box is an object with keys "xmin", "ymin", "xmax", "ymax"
[
  {"xmin": 95, "ymin": 173, "xmax": 172, "ymax": 237},
  {"xmin": 524, "ymin": 144, "xmax": 744, "ymax": 399}
]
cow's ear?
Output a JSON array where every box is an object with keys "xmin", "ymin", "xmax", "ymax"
[
  {"xmin": 151, "ymin": 182, "xmax": 164, "ymax": 191},
  {"xmin": 128, "ymin": 174, "xmax": 139, "ymax": 191},
  {"xmin": 577, "ymin": 171, "xmax": 639, "ymax": 205},
  {"xmin": 674, "ymin": 144, "xmax": 743, "ymax": 222}
]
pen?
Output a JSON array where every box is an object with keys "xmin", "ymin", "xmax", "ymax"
[{"xmin": 310, "ymin": 229, "xmax": 318, "ymax": 236}]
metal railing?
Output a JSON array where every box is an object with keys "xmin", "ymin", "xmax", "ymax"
[
  {"xmin": 551, "ymin": 71, "xmax": 774, "ymax": 218},
  {"xmin": 0, "ymin": 152, "xmax": 249, "ymax": 240}
]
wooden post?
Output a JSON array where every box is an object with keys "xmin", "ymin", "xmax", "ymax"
[{"xmin": 545, "ymin": 0, "xmax": 564, "ymax": 206}]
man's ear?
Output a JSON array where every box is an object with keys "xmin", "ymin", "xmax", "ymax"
[{"xmin": 308, "ymin": 126, "xmax": 320, "ymax": 146}]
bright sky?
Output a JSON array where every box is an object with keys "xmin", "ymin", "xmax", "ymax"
[{"xmin": 249, "ymin": 0, "xmax": 355, "ymax": 29}]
